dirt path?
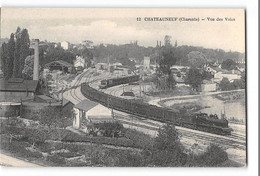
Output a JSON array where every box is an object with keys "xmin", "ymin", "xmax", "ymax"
[{"xmin": 0, "ymin": 152, "xmax": 41, "ymax": 167}]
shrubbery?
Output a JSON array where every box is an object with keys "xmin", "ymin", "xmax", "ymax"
[
  {"xmin": 104, "ymin": 150, "xmax": 144, "ymax": 167},
  {"xmin": 219, "ymin": 77, "xmax": 245, "ymax": 91},
  {"xmin": 1, "ymin": 122, "xmax": 230, "ymax": 167},
  {"xmin": 1, "ymin": 138, "xmax": 43, "ymax": 160},
  {"xmin": 186, "ymin": 144, "xmax": 228, "ymax": 167},
  {"xmin": 200, "ymin": 144, "xmax": 228, "ymax": 166},
  {"xmin": 46, "ymin": 154, "xmax": 66, "ymax": 165},
  {"xmin": 148, "ymin": 124, "xmax": 187, "ymax": 166},
  {"xmin": 124, "ymin": 129, "xmax": 154, "ymax": 149},
  {"xmin": 92, "ymin": 121, "xmax": 124, "ymax": 138}
]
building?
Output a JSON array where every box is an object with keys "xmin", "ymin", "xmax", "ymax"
[
  {"xmin": 214, "ymin": 72, "xmax": 241, "ymax": 82},
  {"xmin": 201, "ymin": 83, "xmax": 217, "ymax": 92},
  {"xmin": 62, "ymin": 98, "xmax": 74, "ymax": 120},
  {"xmin": 61, "ymin": 41, "xmax": 70, "ymax": 50},
  {"xmin": 143, "ymin": 57, "xmax": 150, "ymax": 70},
  {"xmin": 113, "ymin": 65, "xmax": 132, "ymax": 75},
  {"xmin": 85, "ymin": 104, "xmax": 113, "ymax": 124},
  {"xmin": 0, "ymin": 78, "xmax": 39, "ymax": 102},
  {"xmin": 73, "ymin": 99, "xmax": 113, "ymax": 129},
  {"xmin": 73, "ymin": 99, "xmax": 98, "ymax": 129},
  {"xmin": 45, "ymin": 60, "xmax": 74, "ymax": 73},
  {"xmin": 74, "ymin": 56, "xmax": 85, "ymax": 68},
  {"xmin": 81, "ymin": 40, "xmax": 94, "ymax": 49},
  {"xmin": 96, "ymin": 63, "xmax": 109, "ymax": 70},
  {"xmin": 113, "ymin": 62, "xmax": 123, "ymax": 67},
  {"xmin": 203, "ymin": 63, "xmax": 242, "ymax": 83},
  {"xmin": 203, "ymin": 64, "xmax": 220, "ymax": 75}
]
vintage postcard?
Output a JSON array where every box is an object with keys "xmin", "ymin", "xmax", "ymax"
[{"xmin": 0, "ymin": 8, "xmax": 246, "ymax": 167}]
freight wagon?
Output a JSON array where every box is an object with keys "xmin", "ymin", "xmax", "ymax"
[{"xmin": 99, "ymin": 75, "xmax": 140, "ymax": 89}]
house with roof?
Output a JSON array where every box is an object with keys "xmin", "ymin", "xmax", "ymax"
[
  {"xmin": 74, "ymin": 56, "xmax": 86, "ymax": 69},
  {"xmin": 203, "ymin": 63, "xmax": 242, "ymax": 83},
  {"xmin": 214, "ymin": 71, "xmax": 241, "ymax": 83},
  {"xmin": 113, "ymin": 65, "xmax": 132, "ymax": 75},
  {"xmin": 44, "ymin": 60, "xmax": 74, "ymax": 73},
  {"xmin": 0, "ymin": 78, "xmax": 39, "ymax": 102},
  {"xmin": 61, "ymin": 41, "xmax": 70, "ymax": 50},
  {"xmin": 73, "ymin": 99, "xmax": 113, "ymax": 129},
  {"xmin": 62, "ymin": 98, "xmax": 74, "ymax": 122},
  {"xmin": 203, "ymin": 63, "xmax": 222, "ymax": 75},
  {"xmin": 200, "ymin": 80, "xmax": 217, "ymax": 92}
]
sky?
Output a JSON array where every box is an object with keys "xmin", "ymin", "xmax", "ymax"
[{"xmin": 1, "ymin": 8, "xmax": 245, "ymax": 53}]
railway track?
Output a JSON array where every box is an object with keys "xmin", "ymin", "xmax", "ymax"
[
  {"xmin": 70, "ymin": 73, "xmax": 87, "ymax": 103},
  {"xmin": 113, "ymin": 111, "xmax": 246, "ymax": 150},
  {"xmin": 69, "ymin": 69, "xmax": 103, "ymax": 104}
]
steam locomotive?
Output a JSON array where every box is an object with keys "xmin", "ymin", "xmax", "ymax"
[{"xmin": 81, "ymin": 83, "xmax": 233, "ymax": 135}]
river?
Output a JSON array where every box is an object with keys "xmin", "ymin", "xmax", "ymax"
[{"xmin": 199, "ymin": 96, "xmax": 246, "ymax": 122}]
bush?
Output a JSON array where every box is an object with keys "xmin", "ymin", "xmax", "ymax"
[
  {"xmin": 104, "ymin": 149, "xmax": 144, "ymax": 167},
  {"xmin": 24, "ymin": 129, "xmax": 49, "ymax": 146},
  {"xmin": 201, "ymin": 144, "xmax": 228, "ymax": 166},
  {"xmin": 57, "ymin": 152, "xmax": 80, "ymax": 158},
  {"xmin": 38, "ymin": 142, "xmax": 55, "ymax": 153},
  {"xmin": 46, "ymin": 154, "xmax": 66, "ymax": 165},
  {"xmin": 1, "ymin": 139, "xmax": 43, "ymax": 159},
  {"xmin": 93, "ymin": 121, "xmax": 124, "ymax": 138},
  {"xmin": 124, "ymin": 129, "xmax": 153, "ymax": 149},
  {"xmin": 24, "ymin": 150, "xmax": 43, "ymax": 159},
  {"xmin": 62, "ymin": 130, "xmax": 136, "ymax": 148},
  {"xmin": 187, "ymin": 144, "xmax": 228, "ymax": 167}
]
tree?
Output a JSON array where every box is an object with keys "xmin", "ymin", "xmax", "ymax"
[
  {"xmin": 25, "ymin": 128, "xmax": 48, "ymax": 148},
  {"xmin": 22, "ymin": 55, "xmax": 41, "ymax": 79},
  {"xmin": 219, "ymin": 77, "xmax": 232, "ymax": 91},
  {"xmin": 81, "ymin": 48, "xmax": 93, "ymax": 67},
  {"xmin": 6, "ymin": 33, "xmax": 16, "ymax": 79},
  {"xmin": 19, "ymin": 29, "xmax": 30, "ymax": 75},
  {"xmin": 41, "ymin": 47, "xmax": 75, "ymax": 66},
  {"xmin": 151, "ymin": 124, "xmax": 187, "ymax": 166},
  {"xmin": 186, "ymin": 68, "xmax": 204, "ymax": 91},
  {"xmin": 198, "ymin": 144, "xmax": 228, "ymax": 166},
  {"xmin": 60, "ymin": 109, "xmax": 74, "ymax": 129},
  {"xmin": 158, "ymin": 47, "xmax": 177, "ymax": 75},
  {"xmin": 233, "ymin": 79, "xmax": 245, "ymax": 89},
  {"xmin": 13, "ymin": 27, "xmax": 22, "ymax": 77},
  {"xmin": 13, "ymin": 27, "xmax": 30, "ymax": 78},
  {"xmin": 187, "ymin": 51, "xmax": 207, "ymax": 68},
  {"xmin": 164, "ymin": 35, "xmax": 172, "ymax": 47},
  {"xmin": 221, "ymin": 59, "xmax": 237, "ymax": 70},
  {"xmin": 240, "ymin": 71, "xmax": 246, "ymax": 89},
  {"xmin": 1, "ymin": 43, "xmax": 9, "ymax": 79},
  {"xmin": 37, "ymin": 106, "xmax": 62, "ymax": 129},
  {"xmin": 120, "ymin": 57, "xmax": 135, "ymax": 69},
  {"xmin": 174, "ymin": 40, "xmax": 178, "ymax": 47},
  {"xmin": 155, "ymin": 46, "xmax": 178, "ymax": 90}
]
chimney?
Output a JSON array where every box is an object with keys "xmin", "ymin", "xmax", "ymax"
[
  {"xmin": 33, "ymin": 39, "xmax": 39, "ymax": 80},
  {"xmin": 157, "ymin": 40, "xmax": 158, "ymax": 47},
  {"xmin": 159, "ymin": 41, "xmax": 161, "ymax": 47}
]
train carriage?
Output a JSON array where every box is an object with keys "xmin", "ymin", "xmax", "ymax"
[
  {"xmin": 81, "ymin": 83, "xmax": 233, "ymax": 135},
  {"xmin": 99, "ymin": 75, "xmax": 140, "ymax": 89}
]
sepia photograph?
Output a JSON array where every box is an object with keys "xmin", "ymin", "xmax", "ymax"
[{"xmin": 0, "ymin": 8, "xmax": 248, "ymax": 168}]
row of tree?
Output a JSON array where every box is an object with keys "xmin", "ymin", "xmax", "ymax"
[
  {"xmin": 92, "ymin": 40, "xmax": 244, "ymax": 68},
  {"xmin": 1, "ymin": 27, "xmax": 30, "ymax": 79}
]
